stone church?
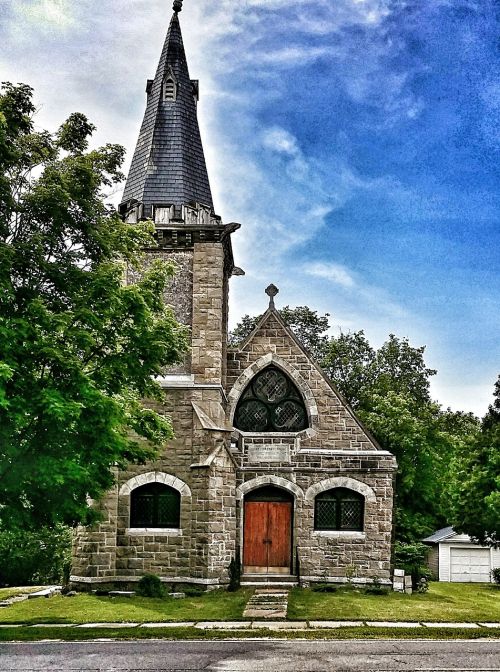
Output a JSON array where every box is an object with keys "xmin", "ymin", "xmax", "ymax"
[{"xmin": 71, "ymin": 1, "xmax": 397, "ymax": 590}]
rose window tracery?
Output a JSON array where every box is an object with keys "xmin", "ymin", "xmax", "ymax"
[{"xmin": 234, "ymin": 367, "xmax": 308, "ymax": 433}]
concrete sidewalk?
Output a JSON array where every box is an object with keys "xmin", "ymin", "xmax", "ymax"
[{"xmin": 0, "ymin": 620, "xmax": 499, "ymax": 631}]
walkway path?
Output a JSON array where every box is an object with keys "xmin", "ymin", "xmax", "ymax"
[{"xmin": 242, "ymin": 588, "xmax": 289, "ymax": 619}]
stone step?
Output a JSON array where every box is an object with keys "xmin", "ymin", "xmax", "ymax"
[
  {"xmin": 242, "ymin": 588, "xmax": 290, "ymax": 619},
  {"xmin": 27, "ymin": 586, "xmax": 62, "ymax": 599},
  {"xmin": 241, "ymin": 575, "xmax": 298, "ymax": 588},
  {"xmin": 242, "ymin": 574, "xmax": 296, "ymax": 582}
]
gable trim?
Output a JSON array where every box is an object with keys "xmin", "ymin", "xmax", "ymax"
[
  {"xmin": 305, "ymin": 477, "xmax": 376, "ymax": 503},
  {"xmin": 229, "ymin": 307, "xmax": 383, "ymax": 451}
]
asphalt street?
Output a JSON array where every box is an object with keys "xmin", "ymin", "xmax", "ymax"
[{"xmin": 0, "ymin": 639, "xmax": 499, "ymax": 671}]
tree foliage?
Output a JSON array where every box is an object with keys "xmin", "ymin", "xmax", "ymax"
[
  {"xmin": 449, "ymin": 375, "xmax": 500, "ymax": 546},
  {"xmin": 0, "ymin": 525, "xmax": 71, "ymax": 586},
  {"xmin": 0, "ymin": 83, "xmax": 188, "ymax": 530}
]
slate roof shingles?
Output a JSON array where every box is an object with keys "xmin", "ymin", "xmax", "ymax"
[{"xmin": 121, "ymin": 11, "xmax": 213, "ymax": 212}]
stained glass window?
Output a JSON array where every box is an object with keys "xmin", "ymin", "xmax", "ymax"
[
  {"xmin": 130, "ymin": 483, "xmax": 180, "ymax": 528},
  {"xmin": 234, "ymin": 366, "xmax": 308, "ymax": 432},
  {"xmin": 314, "ymin": 488, "xmax": 364, "ymax": 531}
]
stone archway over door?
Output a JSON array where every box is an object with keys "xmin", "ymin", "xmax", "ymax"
[{"xmin": 243, "ymin": 486, "xmax": 293, "ymax": 574}]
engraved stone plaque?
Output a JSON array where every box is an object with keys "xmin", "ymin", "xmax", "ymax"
[{"xmin": 247, "ymin": 444, "xmax": 290, "ymax": 463}]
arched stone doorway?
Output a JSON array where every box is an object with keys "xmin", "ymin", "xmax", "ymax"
[{"xmin": 243, "ymin": 485, "xmax": 294, "ymax": 574}]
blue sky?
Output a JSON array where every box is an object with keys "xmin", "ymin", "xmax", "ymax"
[{"xmin": 1, "ymin": 0, "xmax": 499, "ymax": 415}]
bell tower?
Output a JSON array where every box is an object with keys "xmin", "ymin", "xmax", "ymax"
[
  {"xmin": 71, "ymin": 0, "xmax": 241, "ymax": 589},
  {"xmin": 119, "ymin": 0, "xmax": 240, "ymax": 387}
]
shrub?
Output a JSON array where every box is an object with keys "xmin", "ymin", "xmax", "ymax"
[
  {"xmin": 492, "ymin": 567, "xmax": 500, "ymax": 585},
  {"xmin": 137, "ymin": 573, "xmax": 165, "ymax": 598},
  {"xmin": 395, "ymin": 541, "xmax": 431, "ymax": 589},
  {"xmin": 0, "ymin": 526, "xmax": 72, "ymax": 586}
]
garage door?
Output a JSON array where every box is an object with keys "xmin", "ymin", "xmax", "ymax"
[{"xmin": 450, "ymin": 547, "xmax": 491, "ymax": 582}]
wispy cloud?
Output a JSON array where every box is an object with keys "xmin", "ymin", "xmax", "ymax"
[
  {"xmin": 10, "ymin": 0, "xmax": 75, "ymax": 31},
  {"xmin": 304, "ymin": 260, "xmax": 408, "ymax": 322},
  {"xmin": 304, "ymin": 262, "xmax": 355, "ymax": 288}
]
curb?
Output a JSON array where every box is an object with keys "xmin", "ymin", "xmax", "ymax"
[{"xmin": 1, "ymin": 621, "xmax": 499, "ymax": 631}]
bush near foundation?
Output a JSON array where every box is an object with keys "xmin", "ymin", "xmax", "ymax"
[{"xmin": 137, "ymin": 574, "xmax": 165, "ymax": 598}]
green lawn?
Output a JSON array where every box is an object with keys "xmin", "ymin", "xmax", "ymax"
[
  {"xmin": 0, "ymin": 583, "xmax": 498, "ymax": 626},
  {"xmin": 0, "ymin": 589, "xmax": 252, "ymax": 625},
  {"xmin": 287, "ymin": 583, "xmax": 500, "ymax": 622}
]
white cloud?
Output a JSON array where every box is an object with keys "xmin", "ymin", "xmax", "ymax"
[
  {"xmin": 13, "ymin": 0, "xmax": 75, "ymax": 30},
  {"xmin": 305, "ymin": 261, "xmax": 356, "ymax": 288}
]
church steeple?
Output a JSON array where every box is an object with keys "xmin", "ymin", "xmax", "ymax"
[{"xmin": 120, "ymin": 1, "xmax": 213, "ymax": 220}]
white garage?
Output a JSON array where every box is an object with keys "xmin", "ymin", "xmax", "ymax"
[{"xmin": 423, "ymin": 527, "xmax": 500, "ymax": 583}]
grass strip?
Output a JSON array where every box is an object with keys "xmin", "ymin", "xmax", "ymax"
[{"xmin": 0, "ymin": 626, "xmax": 498, "ymax": 643}]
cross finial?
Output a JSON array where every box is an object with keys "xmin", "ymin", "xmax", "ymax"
[
  {"xmin": 265, "ymin": 284, "xmax": 279, "ymax": 309},
  {"xmin": 173, "ymin": 0, "xmax": 183, "ymax": 12}
]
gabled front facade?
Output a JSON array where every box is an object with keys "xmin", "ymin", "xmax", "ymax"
[{"xmin": 71, "ymin": 1, "xmax": 397, "ymax": 590}]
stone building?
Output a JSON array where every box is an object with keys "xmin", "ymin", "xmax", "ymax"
[{"xmin": 71, "ymin": 1, "xmax": 397, "ymax": 590}]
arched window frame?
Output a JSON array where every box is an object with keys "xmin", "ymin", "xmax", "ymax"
[
  {"xmin": 233, "ymin": 366, "xmax": 308, "ymax": 433},
  {"xmin": 130, "ymin": 483, "xmax": 180, "ymax": 529},
  {"xmin": 314, "ymin": 488, "xmax": 365, "ymax": 532}
]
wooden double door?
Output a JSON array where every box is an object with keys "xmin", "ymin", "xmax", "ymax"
[{"xmin": 243, "ymin": 498, "xmax": 293, "ymax": 573}]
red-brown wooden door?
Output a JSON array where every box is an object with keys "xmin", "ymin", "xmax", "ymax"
[{"xmin": 243, "ymin": 501, "xmax": 292, "ymax": 572}]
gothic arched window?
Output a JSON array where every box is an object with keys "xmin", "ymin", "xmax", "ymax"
[
  {"xmin": 234, "ymin": 366, "xmax": 308, "ymax": 433},
  {"xmin": 314, "ymin": 488, "xmax": 364, "ymax": 532},
  {"xmin": 130, "ymin": 483, "xmax": 180, "ymax": 528}
]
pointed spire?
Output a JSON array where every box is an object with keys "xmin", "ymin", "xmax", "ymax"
[{"xmin": 121, "ymin": 3, "xmax": 213, "ymax": 219}]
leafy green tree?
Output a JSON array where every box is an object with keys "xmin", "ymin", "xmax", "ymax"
[
  {"xmin": 449, "ymin": 375, "xmax": 500, "ymax": 546},
  {"xmin": 323, "ymin": 332, "xmax": 436, "ymax": 410},
  {"xmin": 0, "ymin": 83, "xmax": 188, "ymax": 530},
  {"xmin": 0, "ymin": 525, "xmax": 71, "ymax": 586},
  {"xmin": 358, "ymin": 393, "xmax": 464, "ymax": 540},
  {"xmin": 322, "ymin": 330, "xmax": 375, "ymax": 407}
]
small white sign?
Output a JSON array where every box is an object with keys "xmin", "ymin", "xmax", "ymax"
[{"xmin": 247, "ymin": 444, "xmax": 290, "ymax": 463}]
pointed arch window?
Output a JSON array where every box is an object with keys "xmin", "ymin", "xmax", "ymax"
[{"xmin": 234, "ymin": 366, "xmax": 308, "ymax": 433}]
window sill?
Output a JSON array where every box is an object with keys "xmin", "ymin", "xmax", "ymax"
[
  {"xmin": 125, "ymin": 527, "xmax": 182, "ymax": 536},
  {"xmin": 312, "ymin": 530, "xmax": 366, "ymax": 540}
]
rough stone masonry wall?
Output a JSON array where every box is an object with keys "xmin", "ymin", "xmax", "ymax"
[
  {"xmin": 127, "ymin": 249, "xmax": 193, "ymax": 374},
  {"xmin": 71, "ymin": 482, "xmax": 118, "ymax": 581},
  {"xmin": 228, "ymin": 310, "xmax": 396, "ymax": 584},
  {"xmin": 72, "ymin": 386, "xmax": 235, "ymax": 587},
  {"xmin": 191, "ymin": 242, "xmax": 225, "ymax": 385},
  {"xmin": 207, "ymin": 449, "xmax": 236, "ymax": 580}
]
